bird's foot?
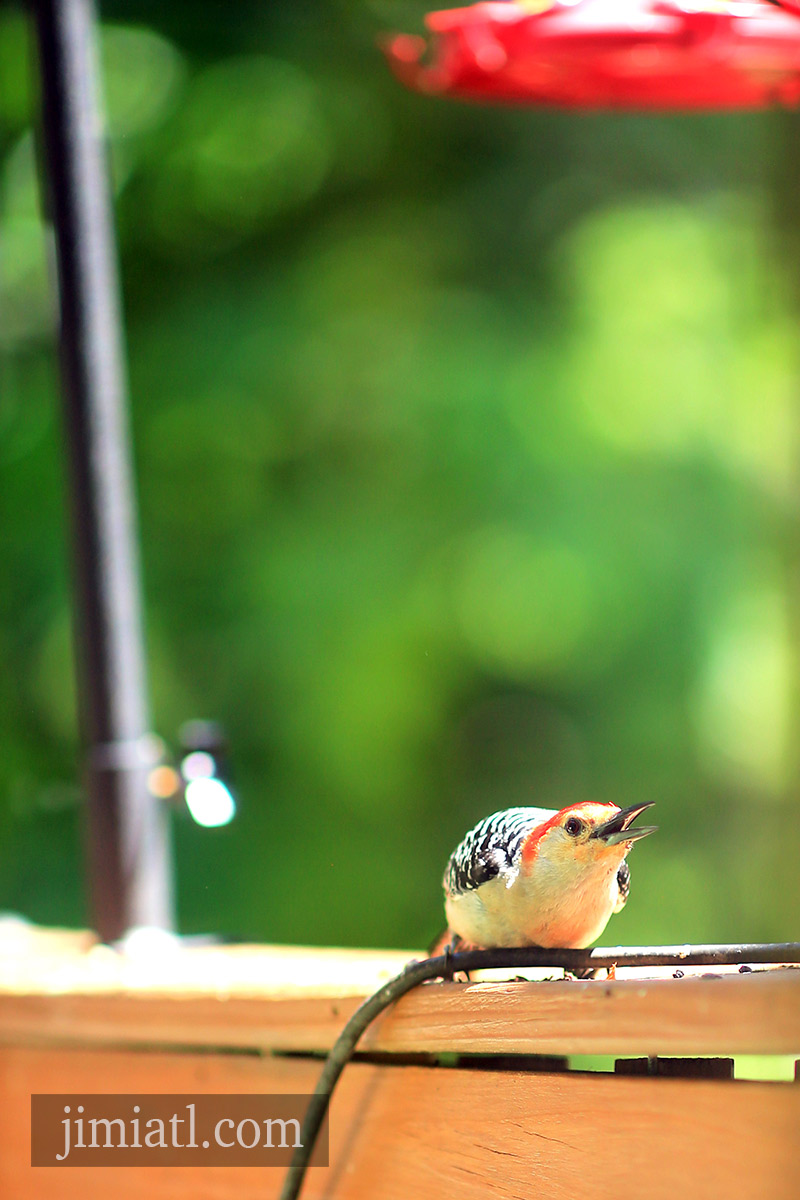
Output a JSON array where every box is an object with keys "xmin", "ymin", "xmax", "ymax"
[
  {"xmin": 565, "ymin": 966, "xmax": 601, "ymax": 981},
  {"xmin": 441, "ymin": 937, "xmax": 470, "ymax": 983}
]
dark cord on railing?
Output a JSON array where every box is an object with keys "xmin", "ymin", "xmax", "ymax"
[{"xmin": 278, "ymin": 941, "xmax": 800, "ymax": 1200}]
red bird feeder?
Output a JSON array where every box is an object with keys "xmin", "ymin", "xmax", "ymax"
[{"xmin": 383, "ymin": 0, "xmax": 800, "ymax": 109}]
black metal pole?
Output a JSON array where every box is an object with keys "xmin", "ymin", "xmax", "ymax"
[{"xmin": 31, "ymin": 0, "xmax": 173, "ymax": 940}]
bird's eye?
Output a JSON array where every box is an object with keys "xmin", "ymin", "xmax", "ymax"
[{"xmin": 564, "ymin": 817, "xmax": 584, "ymax": 837}]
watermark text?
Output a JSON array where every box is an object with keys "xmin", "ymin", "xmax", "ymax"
[{"xmin": 31, "ymin": 1095, "xmax": 328, "ymax": 1167}]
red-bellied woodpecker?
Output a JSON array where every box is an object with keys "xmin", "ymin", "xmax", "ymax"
[{"xmin": 441, "ymin": 801, "xmax": 657, "ymax": 950}]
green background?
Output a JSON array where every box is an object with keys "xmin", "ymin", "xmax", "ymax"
[{"xmin": 1, "ymin": 0, "xmax": 799, "ymax": 951}]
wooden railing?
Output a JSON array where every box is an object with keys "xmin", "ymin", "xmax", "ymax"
[{"xmin": 1, "ymin": 927, "xmax": 798, "ymax": 1198}]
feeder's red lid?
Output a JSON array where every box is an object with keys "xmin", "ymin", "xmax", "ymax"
[{"xmin": 383, "ymin": 0, "xmax": 800, "ymax": 109}]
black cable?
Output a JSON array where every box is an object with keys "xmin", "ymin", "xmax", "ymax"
[{"xmin": 278, "ymin": 941, "xmax": 800, "ymax": 1200}]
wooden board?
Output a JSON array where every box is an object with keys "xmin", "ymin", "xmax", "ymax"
[
  {"xmin": 3, "ymin": 1045, "xmax": 798, "ymax": 1200},
  {"xmin": 0, "ymin": 930, "xmax": 416, "ymax": 996},
  {"xmin": 2, "ymin": 967, "xmax": 799, "ymax": 1058}
]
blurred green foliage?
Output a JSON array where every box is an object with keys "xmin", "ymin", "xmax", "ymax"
[{"xmin": 1, "ymin": 1, "xmax": 799, "ymax": 948}]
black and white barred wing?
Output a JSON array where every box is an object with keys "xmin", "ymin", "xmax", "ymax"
[
  {"xmin": 444, "ymin": 807, "xmax": 556, "ymax": 895},
  {"xmin": 615, "ymin": 858, "xmax": 631, "ymax": 911}
]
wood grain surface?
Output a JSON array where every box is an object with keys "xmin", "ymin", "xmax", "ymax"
[
  {"xmin": 4, "ymin": 1045, "xmax": 798, "ymax": 1200},
  {"xmin": 2, "ymin": 967, "xmax": 799, "ymax": 1058}
]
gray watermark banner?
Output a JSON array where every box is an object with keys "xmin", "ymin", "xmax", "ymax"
[{"xmin": 31, "ymin": 1094, "xmax": 328, "ymax": 1167}]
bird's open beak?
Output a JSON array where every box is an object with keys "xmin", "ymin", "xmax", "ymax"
[{"xmin": 591, "ymin": 802, "xmax": 657, "ymax": 847}]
